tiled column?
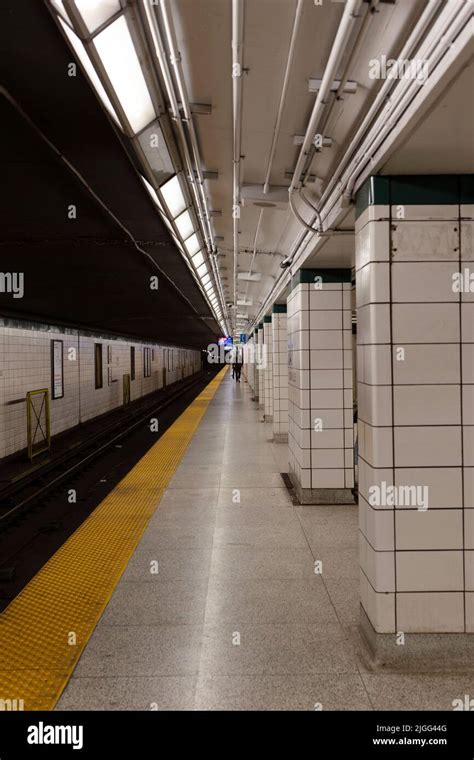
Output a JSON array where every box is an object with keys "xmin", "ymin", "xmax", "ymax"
[
  {"xmin": 272, "ymin": 305, "xmax": 288, "ymax": 442},
  {"xmin": 245, "ymin": 334, "xmax": 254, "ymax": 392},
  {"xmin": 355, "ymin": 174, "xmax": 474, "ymax": 650},
  {"xmin": 263, "ymin": 316, "xmax": 273, "ymax": 421},
  {"xmin": 257, "ymin": 323, "xmax": 265, "ymax": 411},
  {"xmin": 249, "ymin": 332, "xmax": 258, "ymax": 401},
  {"xmin": 287, "ymin": 269, "xmax": 354, "ymax": 505}
]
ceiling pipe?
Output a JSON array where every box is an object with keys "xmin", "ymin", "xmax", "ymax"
[
  {"xmin": 299, "ymin": 0, "xmax": 373, "ymax": 193},
  {"xmin": 232, "ymin": 0, "xmax": 244, "ymax": 331},
  {"xmin": 317, "ymin": 0, "xmax": 444, "ymax": 212},
  {"xmin": 333, "ymin": 0, "xmax": 379, "ymax": 101},
  {"xmin": 159, "ymin": 0, "xmax": 214, "ymax": 249},
  {"xmin": 157, "ymin": 0, "xmax": 229, "ymax": 328},
  {"xmin": 251, "ymin": 0, "xmax": 447, "ymax": 331},
  {"xmin": 142, "ymin": 0, "xmax": 228, "ymax": 333},
  {"xmin": 288, "ymin": 0, "xmax": 364, "ymax": 230},
  {"xmin": 244, "ymin": 207, "xmax": 264, "ymax": 304},
  {"xmin": 281, "ymin": 0, "xmax": 443, "ymax": 276},
  {"xmin": 342, "ymin": 0, "xmax": 465, "ymax": 203},
  {"xmin": 262, "ymin": 0, "xmax": 304, "ymax": 195}
]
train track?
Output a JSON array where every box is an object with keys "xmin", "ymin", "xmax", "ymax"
[{"xmin": 0, "ymin": 369, "xmax": 216, "ymax": 608}]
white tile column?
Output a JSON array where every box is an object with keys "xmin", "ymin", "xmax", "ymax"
[
  {"xmin": 287, "ymin": 269, "xmax": 354, "ymax": 505},
  {"xmin": 263, "ymin": 317, "xmax": 273, "ymax": 421},
  {"xmin": 257, "ymin": 324, "xmax": 265, "ymax": 413},
  {"xmin": 272, "ymin": 305, "xmax": 288, "ymax": 442},
  {"xmin": 355, "ymin": 174, "xmax": 474, "ymax": 648},
  {"xmin": 244, "ymin": 334, "xmax": 254, "ymax": 393}
]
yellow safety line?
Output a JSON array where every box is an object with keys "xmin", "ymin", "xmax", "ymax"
[{"xmin": 0, "ymin": 368, "xmax": 227, "ymax": 710}]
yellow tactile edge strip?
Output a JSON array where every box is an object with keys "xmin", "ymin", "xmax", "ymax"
[{"xmin": 0, "ymin": 368, "xmax": 227, "ymax": 710}]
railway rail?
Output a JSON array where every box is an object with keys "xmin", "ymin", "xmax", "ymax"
[{"xmin": 0, "ymin": 368, "xmax": 217, "ymax": 610}]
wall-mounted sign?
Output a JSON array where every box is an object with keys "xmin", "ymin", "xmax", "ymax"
[{"xmin": 51, "ymin": 339, "xmax": 64, "ymax": 400}]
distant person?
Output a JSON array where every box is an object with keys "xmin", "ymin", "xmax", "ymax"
[{"xmin": 233, "ymin": 348, "xmax": 243, "ymax": 382}]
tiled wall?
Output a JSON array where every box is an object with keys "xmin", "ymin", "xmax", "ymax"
[
  {"xmin": 287, "ymin": 274, "xmax": 354, "ymax": 495},
  {"xmin": 355, "ymin": 175, "xmax": 474, "ymax": 634},
  {"xmin": 0, "ymin": 319, "xmax": 201, "ymax": 460},
  {"xmin": 263, "ymin": 320, "xmax": 273, "ymax": 420},
  {"xmin": 272, "ymin": 310, "xmax": 288, "ymax": 441}
]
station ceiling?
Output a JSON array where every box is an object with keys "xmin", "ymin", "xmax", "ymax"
[
  {"xmin": 0, "ymin": 0, "xmax": 220, "ymax": 349},
  {"xmin": 1, "ymin": 0, "xmax": 472, "ymax": 343}
]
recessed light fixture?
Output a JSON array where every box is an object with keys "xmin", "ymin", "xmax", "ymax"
[{"xmin": 94, "ymin": 15, "xmax": 156, "ymax": 134}]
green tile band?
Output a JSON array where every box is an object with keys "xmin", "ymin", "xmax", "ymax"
[
  {"xmin": 290, "ymin": 268, "xmax": 352, "ymax": 292},
  {"xmin": 355, "ymin": 176, "xmax": 390, "ymax": 219},
  {"xmin": 264, "ymin": 316, "xmax": 271, "ymax": 323},
  {"xmin": 355, "ymin": 174, "xmax": 474, "ymax": 218},
  {"xmin": 272, "ymin": 304, "xmax": 287, "ymax": 313}
]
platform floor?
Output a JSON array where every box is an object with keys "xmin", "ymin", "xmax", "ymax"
[{"xmin": 56, "ymin": 373, "xmax": 474, "ymax": 711}]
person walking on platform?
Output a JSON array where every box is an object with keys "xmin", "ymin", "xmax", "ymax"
[{"xmin": 233, "ymin": 347, "xmax": 243, "ymax": 382}]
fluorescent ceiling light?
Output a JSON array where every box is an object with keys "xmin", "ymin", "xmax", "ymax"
[
  {"xmin": 174, "ymin": 210, "xmax": 194, "ymax": 241},
  {"xmin": 201, "ymin": 274, "xmax": 211, "ymax": 286},
  {"xmin": 161, "ymin": 175, "xmax": 186, "ymax": 218},
  {"xmin": 94, "ymin": 14, "xmax": 155, "ymax": 134},
  {"xmin": 204, "ymin": 282, "xmax": 213, "ymax": 293},
  {"xmin": 74, "ymin": 0, "xmax": 121, "ymax": 33},
  {"xmin": 59, "ymin": 18, "xmax": 119, "ymax": 124},
  {"xmin": 237, "ymin": 272, "xmax": 262, "ymax": 282},
  {"xmin": 184, "ymin": 233, "xmax": 200, "ymax": 257},
  {"xmin": 191, "ymin": 251, "xmax": 204, "ymax": 268},
  {"xmin": 196, "ymin": 263, "xmax": 208, "ymax": 278},
  {"xmin": 137, "ymin": 122, "xmax": 174, "ymax": 187}
]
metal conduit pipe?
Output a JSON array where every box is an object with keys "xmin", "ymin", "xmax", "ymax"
[
  {"xmin": 243, "ymin": 207, "xmax": 264, "ymax": 305},
  {"xmin": 232, "ymin": 0, "xmax": 244, "ymax": 328},
  {"xmin": 317, "ymin": 0, "xmax": 444, "ymax": 211},
  {"xmin": 291, "ymin": 0, "xmax": 466, "ymax": 271},
  {"xmin": 142, "ymin": 2, "xmax": 206, "ymax": 228},
  {"xmin": 334, "ymin": 0, "xmax": 379, "ymax": 100},
  {"xmin": 157, "ymin": 0, "xmax": 228, "ymax": 324},
  {"xmin": 159, "ymin": 0, "xmax": 214, "ymax": 250},
  {"xmin": 143, "ymin": 0, "xmax": 228, "ymax": 329},
  {"xmin": 251, "ymin": 0, "xmax": 446, "ymax": 331},
  {"xmin": 298, "ymin": 0, "xmax": 373, "ymax": 196},
  {"xmin": 342, "ymin": 0, "xmax": 469, "ymax": 202},
  {"xmin": 285, "ymin": 0, "xmax": 445, "ymax": 272},
  {"xmin": 288, "ymin": 0, "xmax": 363, "ymax": 201},
  {"xmin": 263, "ymin": 0, "xmax": 304, "ymax": 194}
]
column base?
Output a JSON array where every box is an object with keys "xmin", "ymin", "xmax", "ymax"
[
  {"xmin": 273, "ymin": 433, "xmax": 288, "ymax": 443},
  {"xmin": 289, "ymin": 474, "xmax": 356, "ymax": 505},
  {"xmin": 359, "ymin": 605, "xmax": 474, "ymax": 673}
]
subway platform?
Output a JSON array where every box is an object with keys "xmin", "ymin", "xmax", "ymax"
[{"xmin": 49, "ymin": 370, "xmax": 474, "ymax": 712}]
